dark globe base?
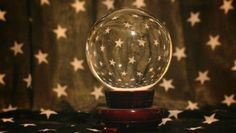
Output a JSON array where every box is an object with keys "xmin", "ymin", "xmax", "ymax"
[{"xmin": 98, "ymin": 106, "xmax": 162, "ymax": 132}]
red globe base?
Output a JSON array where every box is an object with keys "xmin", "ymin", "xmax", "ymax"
[{"xmin": 98, "ymin": 106, "xmax": 162, "ymax": 132}]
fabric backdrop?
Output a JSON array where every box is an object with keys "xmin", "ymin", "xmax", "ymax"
[{"xmin": 0, "ymin": 0, "xmax": 236, "ymax": 112}]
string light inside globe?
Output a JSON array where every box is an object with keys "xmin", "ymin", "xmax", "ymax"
[{"xmin": 86, "ymin": 9, "xmax": 172, "ymax": 91}]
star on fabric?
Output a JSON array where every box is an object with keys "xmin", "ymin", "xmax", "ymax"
[
  {"xmin": 90, "ymin": 86, "xmax": 104, "ymax": 100},
  {"xmin": 53, "ymin": 84, "xmax": 68, "ymax": 98},
  {"xmin": 153, "ymin": 40, "xmax": 159, "ymax": 46},
  {"xmin": 0, "ymin": 73, "xmax": 5, "ymax": 85},
  {"xmin": 102, "ymin": 0, "xmax": 114, "ymax": 10},
  {"xmin": 0, "ymin": 9, "xmax": 6, "ymax": 21},
  {"xmin": 220, "ymin": 0, "xmax": 234, "ymax": 14},
  {"xmin": 70, "ymin": 58, "xmax": 84, "ymax": 71},
  {"xmin": 71, "ymin": 0, "xmax": 85, "ymax": 13},
  {"xmin": 186, "ymin": 126, "xmax": 203, "ymax": 131},
  {"xmin": 38, "ymin": 129, "xmax": 56, "ymax": 132},
  {"xmin": 53, "ymin": 25, "xmax": 67, "ymax": 39},
  {"xmin": 23, "ymin": 74, "xmax": 32, "ymax": 88},
  {"xmin": 1, "ymin": 117, "xmax": 14, "ymax": 123},
  {"xmin": 173, "ymin": 47, "xmax": 186, "ymax": 61},
  {"xmin": 109, "ymin": 59, "xmax": 116, "ymax": 66},
  {"xmin": 222, "ymin": 94, "xmax": 236, "ymax": 106},
  {"xmin": 203, "ymin": 113, "xmax": 219, "ymax": 124},
  {"xmin": 195, "ymin": 70, "xmax": 210, "ymax": 85},
  {"xmin": 206, "ymin": 35, "xmax": 221, "ymax": 51},
  {"xmin": 41, "ymin": 0, "xmax": 50, "ymax": 5},
  {"xmin": 137, "ymin": 72, "xmax": 143, "ymax": 77},
  {"xmin": 168, "ymin": 110, "xmax": 183, "ymax": 119},
  {"xmin": 21, "ymin": 123, "xmax": 36, "ymax": 127},
  {"xmin": 100, "ymin": 45, "xmax": 105, "ymax": 52},
  {"xmin": 10, "ymin": 41, "xmax": 24, "ymax": 56},
  {"xmin": 159, "ymin": 78, "xmax": 175, "ymax": 92},
  {"xmin": 2, "ymin": 104, "xmax": 17, "ymax": 112},
  {"xmin": 35, "ymin": 50, "xmax": 48, "ymax": 64},
  {"xmin": 105, "ymin": 27, "xmax": 111, "ymax": 33},
  {"xmin": 132, "ymin": 0, "xmax": 146, "ymax": 8},
  {"xmin": 40, "ymin": 108, "xmax": 58, "ymax": 119},
  {"xmin": 186, "ymin": 101, "xmax": 199, "ymax": 110},
  {"xmin": 158, "ymin": 118, "xmax": 172, "ymax": 126},
  {"xmin": 124, "ymin": 22, "xmax": 131, "ymax": 28},
  {"xmin": 121, "ymin": 71, "xmax": 127, "ymax": 76},
  {"xmin": 144, "ymin": 23, "xmax": 149, "ymax": 29},
  {"xmin": 231, "ymin": 60, "xmax": 236, "ymax": 71},
  {"xmin": 187, "ymin": 11, "xmax": 200, "ymax": 27},
  {"xmin": 115, "ymin": 39, "xmax": 123, "ymax": 47},
  {"xmin": 112, "ymin": 16, "xmax": 118, "ymax": 20},
  {"xmin": 138, "ymin": 39, "xmax": 145, "ymax": 47},
  {"xmin": 128, "ymin": 56, "xmax": 136, "ymax": 64}
]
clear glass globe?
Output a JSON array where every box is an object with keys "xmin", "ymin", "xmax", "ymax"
[{"xmin": 86, "ymin": 9, "xmax": 172, "ymax": 91}]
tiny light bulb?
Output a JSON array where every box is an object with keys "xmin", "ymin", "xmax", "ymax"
[{"xmin": 86, "ymin": 9, "xmax": 172, "ymax": 91}]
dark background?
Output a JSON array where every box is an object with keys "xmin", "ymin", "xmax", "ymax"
[{"xmin": 0, "ymin": 0, "xmax": 236, "ymax": 112}]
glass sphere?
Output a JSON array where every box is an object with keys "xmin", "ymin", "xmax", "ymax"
[{"xmin": 86, "ymin": 9, "xmax": 172, "ymax": 91}]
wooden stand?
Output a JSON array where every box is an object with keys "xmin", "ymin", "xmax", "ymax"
[{"xmin": 98, "ymin": 90, "xmax": 162, "ymax": 132}]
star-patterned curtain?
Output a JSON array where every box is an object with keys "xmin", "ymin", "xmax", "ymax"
[{"xmin": 0, "ymin": 0, "xmax": 236, "ymax": 112}]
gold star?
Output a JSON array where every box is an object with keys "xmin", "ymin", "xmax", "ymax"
[
  {"xmin": 0, "ymin": 9, "xmax": 6, "ymax": 21},
  {"xmin": 159, "ymin": 78, "xmax": 175, "ymax": 92},
  {"xmin": 71, "ymin": 0, "xmax": 85, "ymax": 13},
  {"xmin": 41, "ymin": 0, "xmax": 50, "ymax": 5},
  {"xmin": 132, "ymin": 0, "xmax": 146, "ymax": 8},
  {"xmin": 90, "ymin": 86, "xmax": 104, "ymax": 100},
  {"xmin": 53, "ymin": 25, "xmax": 67, "ymax": 39},
  {"xmin": 173, "ymin": 47, "xmax": 186, "ymax": 61},
  {"xmin": 203, "ymin": 113, "xmax": 219, "ymax": 124},
  {"xmin": 23, "ymin": 74, "xmax": 32, "ymax": 88},
  {"xmin": 206, "ymin": 35, "xmax": 221, "ymax": 51},
  {"xmin": 220, "ymin": 0, "xmax": 234, "ymax": 14},
  {"xmin": 222, "ymin": 94, "xmax": 236, "ymax": 106},
  {"xmin": 231, "ymin": 60, "xmax": 236, "ymax": 71},
  {"xmin": 168, "ymin": 110, "xmax": 183, "ymax": 119},
  {"xmin": 40, "ymin": 108, "xmax": 57, "ymax": 119},
  {"xmin": 128, "ymin": 56, "xmax": 136, "ymax": 64},
  {"xmin": 1, "ymin": 117, "xmax": 14, "ymax": 123},
  {"xmin": 35, "ymin": 50, "xmax": 48, "ymax": 64},
  {"xmin": 186, "ymin": 100, "xmax": 199, "ymax": 110},
  {"xmin": 187, "ymin": 11, "xmax": 200, "ymax": 27},
  {"xmin": 70, "ymin": 58, "xmax": 84, "ymax": 71},
  {"xmin": 138, "ymin": 39, "xmax": 145, "ymax": 47},
  {"xmin": 195, "ymin": 70, "xmax": 210, "ymax": 85},
  {"xmin": 10, "ymin": 41, "xmax": 24, "ymax": 56},
  {"xmin": 2, "ymin": 104, "xmax": 17, "ymax": 112},
  {"xmin": 102, "ymin": 0, "xmax": 114, "ymax": 10},
  {"xmin": 115, "ymin": 38, "xmax": 123, "ymax": 47},
  {"xmin": 0, "ymin": 73, "xmax": 6, "ymax": 85},
  {"xmin": 53, "ymin": 84, "xmax": 68, "ymax": 98}
]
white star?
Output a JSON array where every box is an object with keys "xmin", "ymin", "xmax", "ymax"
[
  {"xmin": 195, "ymin": 70, "xmax": 210, "ymax": 85},
  {"xmin": 41, "ymin": 0, "xmax": 50, "ymax": 5},
  {"xmin": 40, "ymin": 108, "xmax": 57, "ymax": 119},
  {"xmin": 35, "ymin": 50, "xmax": 48, "ymax": 64},
  {"xmin": 121, "ymin": 71, "xmax": 127, "ymax": 76},
  {"xmin": 186, "ymin": 126, "xmax": 203, "ymax": 131},
  {"xmin": 186, "ymin": 100, "xmax": 199, "ymax": 110},
  {"xmin": 38, "ymin": 128, "xmax": 56, "ymax": 132},
  {"xmin": 90, "ymin": 86, "xmax": 104, "ymax": 100},
  {"xmin": 10, "ymin": 41, "xmax": 24, "ymax": 56},
  {"xmin": 1, "ymin": 117, "xmax": 14, "ymax": 123},
  {"xmin": 115, "ymin": 38, "xmax": 123, "ymax": 47},
  {"xmin": 173, "ymin": 47, "xmax": 186, "ymax": 61},
  {"xmin": 206, "ymin": 35, "xmax": 221, "ymax": 51},
  {"xmin": 124, "ymin": 22, "xmax": 131, "ymax": 28},
  {"xmin": 71, "ymin": 0, "xmax": 85, "ymax": 13},
  {"xmin": 21, "ymin": 123, "xmax": 36, "ymax": 127},
  {"xmin": 153, "ymin": 40, "xmax": 159, "ymax": 46},
  {"xmin": 158, "ymin": 117, "xmax": 172, "ymax": 126},
  {"xmin": 0, "ymin": 73, "xmax": 5, "ymax": 85},
  {"xmin": 187, "ymin": 11, "xmax": 200, "ymax": 27},
  {"xmin": 137, "ymin": 72, "xmax": 143, "ymax": 77},
  {"xmin": 109, "ymin": 59, "xmax": 116, "ymax": 66},
  {"xmin": 2, "ymin": 104, "xmax": 17, "ymax": 112},
  {"xmin": 159, "ymin": 78, "xmax": 174, "ymax": 92},
  {"xmin": 132, "ymin": 0, "xmax": 146, "ymax": 8},
  {"xmin": 128, "ymin": 56, "xmax": 136, "ymax": 64},
  {"xmin": 23, "ymin": 74, "xmax": 32, "ymax": 88},
  {"xmin": 0, "ymin": 9, "xmax": 6, "ymax": 21},
  {"xmin": 231, "ymin": 60, "xmax": 236, "ymax": 71},
  {"xmin": 105, "ymin": 27, "xmax": 111, "ymax": 33},
  {"xmin": 222, "ymin": 94, "xmax": 236, "ymax": 106},
  {"xmin": 70, "ymin": 58, "xmax": 84, "ymax": 71},
  {"xmin": 203, "ymin": 113, "xmax": 219, "ymax": 124},
  {"xmin": 132, "ymin": 14, "xmax": 139, "ymax": 18},
  {"xmin": 53, "ymin": 25, "xmax": 67, "ymax": 39},
  {"xmin": 53, "ymin": 83, "xmax": 68, "ymax": 98},
  {"xmin": 138, "ymin": 39, "xmax": 145, "ymax": 47},
  {"xmin": 220, "ymin": 0, "xmax": 234, "ymax": 14},
  {"xmin": 100, "ymin": 45, "xmax": 105, "ymax": 52},
  {"xmin": 144, "ymin": 23, "xmax": 149, "ymax": 29},
  {"xmin": 168, "ymin": 110, "xmax": 183, "ymax": 119},
  {"xmin": 102, "ymin": 0, "xmax": 114, "ymax": 10}
]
